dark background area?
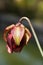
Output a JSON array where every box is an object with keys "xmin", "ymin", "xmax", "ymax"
[{"xmin": 0, "ymin": 0, "xmax": 43, "ymax": 65}]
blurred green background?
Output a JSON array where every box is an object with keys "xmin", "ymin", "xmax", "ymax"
[{"xmin": 0, "ymin": 0, "xmax": 43, "ymax": 65}]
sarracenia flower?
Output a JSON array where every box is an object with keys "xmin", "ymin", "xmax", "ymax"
[{"xmin": 3, "ymin": 22, "xmax": 31, "ymax": 53}]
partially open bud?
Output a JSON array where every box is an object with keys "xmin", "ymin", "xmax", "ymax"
[{"xmin": 3, "ymin": 23, "xmax": 31, "ymax": 53}]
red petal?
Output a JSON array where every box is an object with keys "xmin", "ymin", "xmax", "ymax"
[
  {"xmin": 7, "ymin": 33, "xmax": 13, "ymax": 53},
  {"xmin": 6, "ymin": 45, "xmax": 12, "ymax": 53}
]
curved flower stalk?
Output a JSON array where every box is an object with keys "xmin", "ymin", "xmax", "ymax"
[
  {"xmin": 3, "ymin": 17, "xmax": 43, "ymax": 57},
  {"xmin": 19, "ymin": 17, "xmax": 43, "ymax": 57}
]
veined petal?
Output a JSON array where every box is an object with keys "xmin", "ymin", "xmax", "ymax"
[{"xmin": 11, "ymin": 24, "xmax": 25, "ymax": 46}]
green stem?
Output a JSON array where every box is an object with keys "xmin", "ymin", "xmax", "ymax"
[{"xmin": 19, "ymin": 17, "xmax": 43, "ymax": 57}]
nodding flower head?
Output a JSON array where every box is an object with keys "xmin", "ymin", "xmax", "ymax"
[{"xmin": 3, "ymin": 22, "xmax": 31, "ymax": 53}]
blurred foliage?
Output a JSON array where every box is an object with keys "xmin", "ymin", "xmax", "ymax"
[
  {"xmin": 0, "ymin": 0, "xmax": 43, "ymax": 19},
  {"xmin": 0, "ymin": 1, "xmax": 43, "ymax": 65},
  {"xmin": 0, "ymin": 33, "xmax": 43, "ymax": 65}
]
